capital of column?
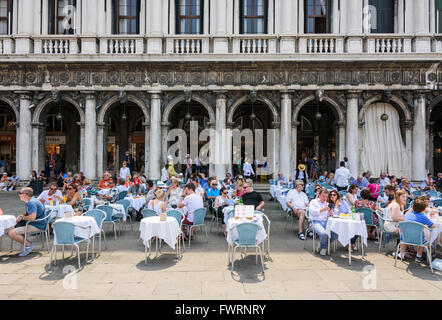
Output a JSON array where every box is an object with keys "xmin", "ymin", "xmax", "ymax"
[
  {"xmin": 291, "ymin": 120, "xmax": 300, "ymax": 129},
  {"xmin": 403, "ymin": 120, "xmax": 414, "ymax": 129},
  {"xmin": 161, "ymin": 121, "xmax": 171, "ymax": 128},
  {"xmin": 272, "ymin": 121, "xmax": 281, "ymax": 129},
  {"xmin": 226, "ymin": 121, "xmax": 235, "ymax": 129},
  {"xmin": 280, "ymin": 92, "xmax": 292, "ymax": 100},
  {"xmin": 14, "ymin": 91, "xmax": 33, "ymax": 100},
  {"xmin": 415, "ymin": 90, "xmax": 431, "ymax": 100},
  {"xmin": 347, "ymin": 90, "xmax": 362, "ymax": 100},
  {"xmin": 31, "ymin": 121, "xmax": 45, "ymax": 129},
  {"xmin": 143, "ymin": 121, "xmax": 151, "ymax": 129},
  {"xmin": 149, "ymin": 90, "xmax": 162, "ymax": 100},
  {"xmin": 336, "ymin": 120, "xmax": 346, "ymax": 128},
  {"xmin": 208, "ymin": 122, "xmax": 216, "ymax": 129},
  {"xmin": 80, "ymin": 90, "xmax": 96, "ymax": 100},
  {"xmin": 96, "ymin": 121, "xmax": 107, "ymax": 128},
  {"xmin": 214, "ymin": 90, "xmax": 228, "ymax": 100}
]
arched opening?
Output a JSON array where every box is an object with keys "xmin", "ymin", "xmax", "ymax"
[
  {"xmin": 104, "ymin": 101, "xmax": 146, "ymax": 173},
  {"xmin": 430, "ymin": 102, "xmax": 442, "ymax": 174},
  {"xmin": 360, "ymin": 102, "xmax": 408, "ymax": 177},
  {"xmin": 0, "ymin": 103, "xmax": 16, "ymax": 173},
  {"xmin": 43, "ymin": 100, "xmax": 81, "ymax": 175},
  {"xmin": 168, "ymin": 100, "xmax": 210, "ymax": 174},
  {"xmin": 231, "ymin": 100, "xmax": 273, "ymax": 181},
  {"xmin": 296, "ymin": 101, "xmax": 337, "ymax": 173}
]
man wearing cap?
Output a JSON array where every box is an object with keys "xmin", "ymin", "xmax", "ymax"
[{"xmin": 128, "ymin": 178, "xmax": 146, "ymax": 195}]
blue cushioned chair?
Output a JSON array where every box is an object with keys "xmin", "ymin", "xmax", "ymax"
[{"xmin": 182, "ymin": 207, "xmax": 208, "ymax": 247}]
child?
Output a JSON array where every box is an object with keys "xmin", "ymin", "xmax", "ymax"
[{"xmin": 400, "ymin": 199, "xmax": 436, "ymax": 262}]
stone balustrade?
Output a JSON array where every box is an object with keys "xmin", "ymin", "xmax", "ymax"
[{"xmin": 0, "ymin": 34, "xmax": 439, "ymax": 55}]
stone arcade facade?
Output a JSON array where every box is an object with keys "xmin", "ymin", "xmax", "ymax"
[{"xmin": 0, "ymin": 61, "xmax": 441, "ymax": 183}]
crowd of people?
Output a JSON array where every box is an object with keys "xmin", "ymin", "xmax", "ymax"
[{"xmin": 275, "ymin": 160, "xmax": 442, "ymax": 259}]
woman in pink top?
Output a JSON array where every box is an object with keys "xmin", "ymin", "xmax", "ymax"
[{"xmin": 367, "ymin": 178, "xmax": 380, "ymax": 202}]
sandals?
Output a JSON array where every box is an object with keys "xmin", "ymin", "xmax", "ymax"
[{"xmin": 298, "ymin": 233, "xmax": 306, "ymax": 240}]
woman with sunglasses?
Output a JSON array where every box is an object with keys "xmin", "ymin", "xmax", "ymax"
[
  {"xmin": 166, "ymin": 178, "xmax": 182, "ymax": 208},
  {"xmin": 214, "ymin": 187, "xmax": 233, "ymax": 236},
  {"xmin": 65, "ymin": 183, "xmax": 85, "ymax": 216},
  {"xmin": 328, "ymin": 190, "xmax": 359, "ymax": 251}
]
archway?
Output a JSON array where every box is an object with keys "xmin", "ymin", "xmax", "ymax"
[
  {"xmin": 0, "ymin": 102, "xmax": 17, "ymax": 173},
  {"xmin": 360, "ymin": 102, "xmax": 409, "ymax": 177},
  {"xmin": 430, "ymin": 102, "xmax": 442, "ymax": 174}
]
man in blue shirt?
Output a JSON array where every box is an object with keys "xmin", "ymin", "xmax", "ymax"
[
  {"xmin": 352, "ymin": 176, "xmax": 366, "ymax": 189},
  {"xmin": 361, "ymin": 172, "xmax": 370, "ymax": 188},
  {"xmin": 401, "ymin": 199, "xmax": 436, "ymax": 262},
  {"xmin": 275, "ymin": 171, "xmax": 288, "ymax": 186},
  {"xmin": 6, "ymin": 173, "xmax": 20, "ymax": 191},
  {"xmin": 7, "ymin": 187, "xmax": 46, "ymax": 256}
]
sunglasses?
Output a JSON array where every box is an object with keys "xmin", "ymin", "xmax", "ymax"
[
  {"xmin": 50, "ymin": 188, "xmax": 57, "ymax": 191},
  {"xmin": 330, "ymin": 194, "xmax": 338, "ymax": 197},
  {"xmin": 68, "ymin": 188, "xmax": 74, "ymax": 190}
]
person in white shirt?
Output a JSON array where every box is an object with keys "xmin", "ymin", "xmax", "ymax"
[
  {"xmin": 334, "ymin": 161, "xmax": 352, "ymax": 191},
  {"xmin": 379, "ymin": 173, "xmax": 390, "ymax": 187},
  {"xmin": 178, "ymin": 183, "xmax": 204, "ymax": 238},
  {"xmin": 116, "ymin": 178, "xmax": 128, "ymax": 193},
  {"xmin": 286, "ymin": 180, "xmax": 311, "ymax": 240},
  {"xmin": 191, "ymin": 177, "xmax": 205, "ymax": 198},
  {"xmin": 344, "ymin": 157, "xmax": 349, "ymax": 168},
  {"xmin": 119, "ymin": 161, "xmax": 131, "ymax": 180},
  {"xmin": 309, "ymin": 188, "xmax": 338, "ymax": 256},
  {"xmin": 37, "ymin": 183, "xmax": 63, "ymax": 205},
  {"xmin": 243, "ymin": 159, "xmax": 255, "ymax": 179}
]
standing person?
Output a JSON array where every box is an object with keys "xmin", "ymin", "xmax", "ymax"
[
  {"xmin": 291, "ymin": 163, "xmax": 308, "ymax": 186},
  {"xmin": 343, "ymin": 157, "xmax": 349, "ymax": 168},
  {"xmin": 308, "ymin": 188, "xmax": 338, "ymax": 256},
  {"xmin": 310, "ymin": 157, "xmax": 320, "ymax": 181},
  {"xmin": 241, "ymin": 180, "xmax": 265, "ymax": 211},
  {"xmin": 161, "ymin": 164, "xmax": 169, "ymax": 182},
  {"xmin": 185, "ymin": 154, "xmax": 193, "ymax": 182},
  {"xmin": 7, "ymin": 187, "xmax": 46, "ymax": 256},
  {"xmin": 119, "ymin": 161, "xmax": 131, "ymax": 181},
  {"xmin": 334, "ymin": 161, "xmax": 352, "ymax": 192},
  {"xmin": 243, "ymin": 158, "xmax": 255, "ymax": 180},
  {"xmin": 286, "ymin": 180, "xmax": 311, "ymax": 240},
  {"xmin": 194, "ymin": 156, "xmax": 201, "ymax": 176}
]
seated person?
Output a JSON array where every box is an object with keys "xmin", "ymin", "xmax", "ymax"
[
  {"xmin": 222, "ymin": 172, "xmax": 235, "ymax": 188},
  {"xmin": 0, "ymin": 173, "xmax": 8, "ymax": 190},
  {"xmin": 206, "ymin": 180, "xmax": 220, "ymax": 210},
  {"xmin": 178, "ymin": 183, "xmax": 204, "ymax": 237},
  {"xmin": 241, "ymin": 179, "xmax": 264, "ymax": 211},
  {"xmin": 286, "ymin": 179, "xmax": 311, "ymax": 240},
  {"xmin": 275, "ymin": 171, "xmax": 288, "ymax": 186},
  {"xmin": 308, "ymin": 188, "xmax": 338, "ymax": 256},
  {"xmin": 145, "ymin": 180, "xmax": 156, "ymax": 203},
  {"xmin": 65, "ymin": 184, "xmax": 86, "ymax": 216},
  {"xmin": 400, "ymin": 199, "xmax": 436, "ymax": 262},
  {"xmin": 6, "ymin": 173, "xmax": 20, "ymax": 191},
  {"xmin": 84, "ymin": 178, "xmax": 98, "ymax": 197},
  {"xmin": 99, "ymin": 180, "xmax": 119, "ymax": 203},
  {"xmin": 128, "ymin": 178, "xmax": 145, "ymax": 195},
  {"xmin": 318, "ymin": 171, "xmax": 328, "ymax": 183},
  {"xmin": 214, "ymin": 187, "xmax": 233, "ymax": 236},
  {"xmin": 116, "ymin": 178, "xmax": 128, "ymax": 193},
  {"xmin": 166, "ymin": 178, "xmax": 182, "ymax": 208},
  {"xmin": 98, "ymin": 172, "xmax": 113, "ymax": 190},
  {"xmin": 37, "ymin": 183, "xmax": 63, "ymax": 205},
  {"xmin": 191, "ymin": 177, "xmax": 205, "ymax": 198},
  {"xmin": 147, "ymin": 189, "xmax": 167, "ymax": 215},
  {"xmin": 355, "ymin": 189, "xmax": 382, "ymax": 240},
  {"xmin": 7, "ymin": 187, "xmax": 46, "ymax": 256}
]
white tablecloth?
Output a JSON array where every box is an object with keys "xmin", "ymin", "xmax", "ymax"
[
  {"xmin": 139, "ymin": 216, "xmax": 181, "ymax": 249},
  {"xmin": 325, "ymin": 217, "xmax": 368, "ymax": 247},
  {"xmin": 109, "ymin": 203, "xmax": 126, "ymax": 222},
  {"xmin": 429, "ymin": 217, "xmax": 442, "ymax": 244},
  {"xmin": 279, "ymin": 195, "xmax": 288, "ymax": 212},
  {"xmin": 125, "ymin": 196, "xmax": 146, "ymax": 211},
  {"xmin": 0, "ymin": 215, "xmax": 16, "ymax": 237},
  {"xmin": 53, "ymin": 216, "xmax": 100, "ymax": 245},
  {"xmin": 98, "ymin": 188, "xmax": 112, "ymax": 196},
  {"xmin": 46, "ymin": 204, "xmax": 75, "ymax": 218},
  {"xmin": 226, "ymin": 216, "xmax": 267, "ymax": 246}
]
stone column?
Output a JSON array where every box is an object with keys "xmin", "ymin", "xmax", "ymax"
[
  {"xmin": 337, "ymin": 121, "xmax": 346, "ymax": 168},
  {"xmin": 31, "ymin": 122, "xmax": 45, "ymax": 173},
  {"xmin": 83, "ymin": 92, "xmax": 97, "ymax": 180},
  {"xmin": 272, "ymin": 122, "xmax": 280, "ymax": 179},
  {"xmin": 279, "ymin": 0, "xmax": 296, "ymax": 53},
  {"xmin": 17, "ymin": 92, "xmax": 32, "ymax": 181},
  {"xmin": 345, "ymin": 0, "xmax": 363, "ymax": 53},
  {"xmin": 161, "ymin": 121, "xmax": 171, "ymax": 167},
  {"xmin": 80, "ymin": 0, "xmax": 98, "ymax": 53},
  {"xmin": 413, "ymin": 0, "xmax": 431, "ymax": 52},
  {"xmin": 412, "ymin": 93, "xmax": 427, "ymax": 181},
  {"xmin": 404, "ymin": 120, "xmax": 413, "ymax": 179},
  {"xmin": 16, "ymin": 0, "xmax": 35, "ymax": 54},
  {"xmin": 144, "ymin": 122, "xmax": 150, "ymax": 176},
  {"xmin": 397, "ymin": 0, "xmax": 405, "ymax": 34},
  {"xmin": 291, "ymin": 120, "xmax": 298, "ymax": 176},
  {"xmin": 213, "ymin": 0, "xmax": 228, "ymax": 53},
  {"xmin": 208, "ymin": 123, "xmax": 216, "ymax": 176},
  {"xmin": 225, "ymin": 121, "xmax": 234, "ymax": 176},
  {"xmin": 279, "ymin": 93, "xmax": 292, "ymax": 179},
  {"xmin": 215, "ymin": 91, "xmax": 227, "ymax": 179},
  {"xmin": 42, "ymin": 0, "xmax": 49, "ymax": 35},
  {"xmin": 149, "ymin": 92, "xmax": 162, "ymax": 180},
  {"xmin": 80, "ymin": 122, "xmax": 85, "ymax": 173},
  {"xmin": 346, "ymin": 91, "xmax": 360, "ymax": 178},
  {"xmin": 96, "ymin": 122, "xmax": 106, "ymax": 179},
  {"xmin": 147, "ymin": 0, "xmax": 163, "ymax": 53}
]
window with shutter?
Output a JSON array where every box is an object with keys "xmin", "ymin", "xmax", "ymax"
[
  {"xmin": 304, "ymin": 0, "xmax": 332, "ymax": 34},
  {"xmin": 0, "ymin": 0, "xmax": 11, "ymax": 35},
  {"xmin": 112, "ymin": 0, "xmax": 140, "ymax": 34},
  {"xmin": 176, "ymin": 0, "xmax": 203, "ymax": 34},
  {"xmin": 240, "ymin": 0, "xmax": 268, "ymax": 34}
]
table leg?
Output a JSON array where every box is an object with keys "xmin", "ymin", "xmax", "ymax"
[
  {"xmin": 328, "ymin": 237, "xmax": 330, "ymax": 256},
  {"xmin": 361, "ymin": 236, "xmax": 364, "ymax": 257},
  {"xmin": 348, "ymin": 238, "xmax": 352, "ymax": 266}
]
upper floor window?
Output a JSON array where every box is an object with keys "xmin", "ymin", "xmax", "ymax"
[
  {"xmin": 113, "ymin": 0, "xmax": 140, "ymax": 34},
  {"xmin": 49, "ymin": 0, "xmax": 76, "ymax": 34},
  {"xmin": 368, "ymin": 0, "xmax": 394, "ymax": 33},
  {"xmin": 305, "ymin": 0, "xmax": 332, "ymax": 34},
  {"xmin": 0, "ymin": 0, "xmax": 12, "ymax": 35},
  {"xmin": 437, "ymin": 0, "xmax": 442, "ymax": 33},
  {"xmin": 176, "ymin": 0, "xmax": 203, "ymax": 34},
  {"xmin": 240, "ymin": 0, "xmax": 268, "ymax": 34}
]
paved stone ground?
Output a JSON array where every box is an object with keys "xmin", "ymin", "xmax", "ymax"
[{"xmin": 0, "ymin": 191, "xmax": 441, "ymax": 300}]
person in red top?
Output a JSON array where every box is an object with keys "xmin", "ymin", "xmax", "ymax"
[
  {"xmin": 367, "ymin": 178, "xmax": 380, "ymax": 202},
  {"xmin": 355, "ymin": 189, "xmax": 382, "ymax": 240},
  {"xmin": 98, "ymin": 172, "xmax": 113, "ymax": 189}
]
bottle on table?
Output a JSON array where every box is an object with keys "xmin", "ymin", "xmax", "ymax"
[{"xmin": 351, "ymin": 205, "xmax": 356, "ymax": 220}]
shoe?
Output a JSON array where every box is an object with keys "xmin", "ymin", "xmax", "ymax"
[
  {"xmin": 316, "ymin": 242, "xmax": 321, "ymax": 253},
  {"xmin": 319, "ymin": 248, "xmax": 327, "ymax": 256},
  {"xmin": 298, "ymin": 232, "xmax": 306, "ymax": 240},
  {"xmin": 416, "ymin": 255, "xmax": 425, "ymax": 263},
  {"xmin": 307, "ymin": 230, "xmax": 314, "ymax": 238},
  {"xmin": 19, "ymin": 242, "xmax": 34, "ymax": 257}
]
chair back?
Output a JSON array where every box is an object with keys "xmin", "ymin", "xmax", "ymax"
[
  {"xmin": 235, "ymin": 223, "xmax": 259, "ymax": 246},
  {"xmin": 374, "ymin": 210, "xmax": 385, "ymax": 232},
  {"xmin": 96, "ymin": 205, "xmax": 114, "ymax": 222},
  {"xmin": 118, "ymin": 191, "xmax": 128, "ymax": 200},
  {"xmin": 83, "ymin": 198, "xmax": 92, "ymax": 209},
  {"xmin": 167, "ymin": 209, "xmax": 184, "ymax": 226},
  {"xmin": 268, "ymin": 179, "xmax": 274, "ymax": 185},
  {"xmin": 83, "ymin": 209, "xmax": 106, "ymax": 229},
  {"xmin": 426, "ymin": 190, "xmax": 438, "ymax": 198},
  {"xmin": 338, "ymin": 190, "xmax": 348, "ymax": 198},
  {"xmin": 431, "ymin": 199, "xmax": 442, "ymax": 207},
  {"xmin": 356, "ymin": 207, "xmax": 376, "ymax": 226},
  {"xmin": 53, "ymin": 221, "xmax": 75, "ymax": 244},
  {"xmin": 398, "ymin": 221, "xmax": 427, "ymax": 246},
  {"xmin": 411, "ymin": 190, "xmax": 421, "ymax": 198},
  {"xmin": 192, "ymin": 207, "xmax": 207, "ymax": 225},
  {"xmin": 141, "ymin": 208, "xmax": 157, "ymax": 218},
  {"xmin": 116, "ymin": 199, "xmax": 131, "ymax": 213}
]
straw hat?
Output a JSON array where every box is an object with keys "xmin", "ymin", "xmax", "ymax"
[
  {"xmin": 298, "ymin": 164, "xmax": 306, "ymax": 171},
  {"xmin": 313, "ymin": 157, "xmax": 318, "ymax": 161}
]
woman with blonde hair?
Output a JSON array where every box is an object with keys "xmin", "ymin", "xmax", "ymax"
[
  {"xmin": 166, "ymin": 178, "xmax": 182, "ymax": 208},
  {"xmin": 233, "ymin": 180, "xmax": 245, "ymax": 198},
  {"xmin": 147, "ymin": 189, "xmax": 167, "ymax": 215}
]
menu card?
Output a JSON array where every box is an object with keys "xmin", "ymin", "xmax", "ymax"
[{"xmin": 234, "ymin": 205, "xmax": 255, "ymax": 219}]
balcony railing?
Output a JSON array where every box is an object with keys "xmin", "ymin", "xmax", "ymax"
[{"xmin": 0, "ymin": 34, "xmax": 439, "ymax": 55}]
